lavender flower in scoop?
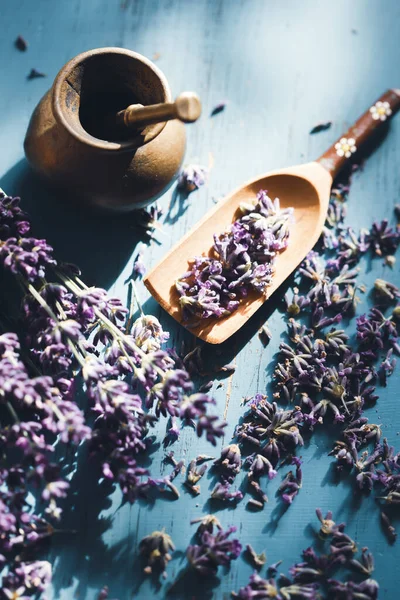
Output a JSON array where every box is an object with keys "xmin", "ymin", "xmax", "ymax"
[{"xmin": 176, "ymin": 190, "xmax": 293, "ymax": 320}]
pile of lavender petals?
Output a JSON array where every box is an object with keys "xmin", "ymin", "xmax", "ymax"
[{"xmin": 176, "ymin": 190, "xmax": 293, "ymax": 320}]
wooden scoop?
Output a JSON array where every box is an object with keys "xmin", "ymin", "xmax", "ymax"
[{"xmin": 144, "ymin": 90, "xmax": 400, "ymax": 344}]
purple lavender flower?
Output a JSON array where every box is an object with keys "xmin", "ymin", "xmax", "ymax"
[
  {"xmin": 374, "ymin": 278, "xmax": 400, "ymax": 302},
  {"xmin": 185, "ymin": 459, "xmax": 207, "ymax": 495},
  {"xmin": 279, "ymin": 458, "xmax": 302, "ymax": 504},
  {"xmin": 186, "ymin": 525, "xmax": 242, "ymax": 575},
  {"xmin": 245, "ymin": 545, "xmax": 267, "ymax": 569},
  {"xmin": 232, "ymin": 572, "xmax": 280, "ymax": 599},
  {"xmin": 248, "ymin": 454, "xmax": 277, "ymax": 480},
  {"xmin": 0, "ymin": 192, "xmax": 30, "ymax": 238},
  {"xmin": 214, "ymin": 443, "xmax": 242, "ymax": 482},
  {"xmin": 210, "ymin": 482, "xmax": 243, "ymax": 502},
  {"xmin": 327, "ymin": 578, "xmax": 379, "ymax": 599},
  {"xmin": 131, "ymin": 250, "xmax": 146, "ymax": 279},
  {"xmin": 139, "ymin": 530, "xmax": 175, "ymax": 578},
  {"xmin": 368, "ymin": 219, "xmax": 400, "ymax": 257},
  {"xmin": 178, "ymin": 164, "xmax": 208, "ymax": 192},
  {"xmin": 0, "ymin": 237, "xmax": 56, "ymax": 281}
]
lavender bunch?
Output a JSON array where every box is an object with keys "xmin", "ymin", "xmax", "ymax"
[
  {"xmin": 0, "ymin": 191, "xmax": 227, "ymax": 593},
  {"xmin": 176, "ymin": 190, "xmax": 293, "ymax": 320},
  {"xmin": 0, "ymin": 332, "xmax": 87, "ymax": 595},
  {"xmin": 0, "ymin": 192, "xmax": 226, "ymax": 505}
]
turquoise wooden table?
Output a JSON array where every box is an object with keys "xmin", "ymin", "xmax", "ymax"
[{"xmin": 1, "ymin": 0, "xmax": 400, "ymax": 598}]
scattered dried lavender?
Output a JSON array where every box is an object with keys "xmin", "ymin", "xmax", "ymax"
[
  {"xmin": 177, "ymin": 164, "xmax": 208, "ymax": 192},
  {"xmin": 212, "ymin": 172, "xmax": 400, "ymax": 530},
  {"xmin": 176, "ymin": 191, "xmax": 293, "ymax": 320},
  {"xmin": 210, "ymin": 102, "xmax": 227, "ymax": 116},
  {"xmin": 185, "ymin": 457, "xmax": 208, "ymax": 495},
  {"xmin": 309, "ymin": 121, "xmax": 332, "ymax": 134},
  {"xmin": 27, "ymin": 68, "xmax": 46, "ymax": 80},
  {"xmin": 131, "ymin": 249, "xmax": 146, "ymax": 279},
  {"xmin": 259, "ymin": 322, "xmax": 272, "ymax": 345},
  {"xmin": 139, "ymin": 530, "xmax": 175, "ymax": 578},
  {"xmin": 233, "ymin": 509, "xmax": 379, "ymax": 599},
  {"xmin": 135, "ymin": 202, "xmax": 164, "ymax": 241},
  {"xmin": 14, "ymin": 35, "xmax": 28, "ymax": 51},
  {"xmin": 245, "ymin": 544, "xmax": 267, "ymax": 569},
  {"xmin": 185, "ymin": 518, "xmax": 241, "ymax": 576}
]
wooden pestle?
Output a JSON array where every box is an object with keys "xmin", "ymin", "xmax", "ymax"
[{"xmin": 115, "ymin": 91, "xmax": 201, "ymax": 130}]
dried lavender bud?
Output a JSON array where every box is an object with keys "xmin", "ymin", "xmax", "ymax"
[
  {"xmin": 214, "ymin": 443, "xmax": 242, "ymax": 482},
  {"xmin": 135, "ymin": 202, "xmax": 164, "ymax": 240},
  {"xmin": 381, "ymin": 511, "xmax": 397, "ymax": 543},
  {"xmin": 168, "ymin": 459, "xmax": 185, "ymax": 482},
  {"xmin": 131, "ymin": 250, "xmax": 146, "ymax": 279},
  {"xmin": 279, "ymin": 458, "xmax": 302, "ymax": 504},
  {"xmin": 310, "ymin": 121, "xmax": 332, "ymax": 134},
  {"xmin": 259, "ymin": 322, "xmax": 272, "ymax": 345},
  {"xmin": 349, "ymin": 547, "xmax": 374, "ymax": 576},
  {"xmin": 195, "ymin": 454, "xmax": 215, "ymax": 463},
  {"xmin": 368, "ymin": 220, "xmax": 400, "ymax": 257},
  {"xmin": 249, "ymin": 478, "xmax": 268, "ymax": 504},
  {"xmin": 385, "ymin": 255, "xmax": 396, "ymax": 267},
  {"xmin": 178, "ymin": 164, "xmax": 208, "ymax": 192},
  {"xmin": 315, "ymin": 508, "xmax": 342, "ymax": 537},
  {"xmin": 185, "ymin": 459, "xmax": 207, "ymax": 494},
  {"xmin": 374, "ymin": 278, "xmax": 400, "ymax": 302},
  {"xmin": 327, "ymin": 577, "xmax": 379, "ymax": 599},
  {"xmin": 186, "ymin": 525, "xmax": 241, "ymax": 576},
  {"xmin": 27, "ymin": 68, "xmax": 46, "ymax": 79},
  {"xmin": 245, "ymin": 544, "xmax": 267, "ymax": 569},
  {"xmin": 216, "ymin": 361, "xmax": 236, "ymax": 375},
  {"xmin": 182, "ymin": 346, "xmax": 204, "ymax": 375},
  {"xmin": 330, "ymin": 529, "xmax": 357, "ymax": 560},
  {"xmin": 211, "ymin": 482, "xmax": 243, "ymax": 502},
  {"xmin": 232, "ymin": 572, "xmax": 281, "ymax": 599},
  {"xmin": 198, "ymin": 380, "xmax": 213, "ymax": 392},
  {"xmin": 190, "ymin": 514, "xmax": 222, "ymax": 537},
  {"xmin": 15, "ymin": 35, "xmax": 28, "ymax": 51},
  {"xmin": 247, "ymin": 498, "xmax": 264, "ymax": 510},
  {"xmin": 392, "ymin": 305, "xmax": 400, "ymax": 320},
  {"xmin": 210, "ymin": 101, "xmax": 226, "ymax": 116},
  {"xmin": 267, "ymin": 560, "xmax": 282, "ymax": 577},
  {"xmin": 248, "ymin": 454, "xmax": 277, "ymax": 480},
  {"xmin": 139, "ymin": 530, "xmax": 175, "ymax": 578}
]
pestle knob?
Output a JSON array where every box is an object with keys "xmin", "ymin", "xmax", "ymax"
[{"xmin": 116, "ymin": 92, "xmax": 202, "ymax": 130}]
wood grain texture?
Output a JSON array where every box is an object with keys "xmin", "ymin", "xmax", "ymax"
[{"xmin": 1, "ymin": 0, "xmax": 400, "ymax": 598}]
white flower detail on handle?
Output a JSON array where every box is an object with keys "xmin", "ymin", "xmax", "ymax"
[
  {"xmin": 369, "ymin": 100, "xmax": 392, "ymax": 121},
  {"xmin": 334, "ymin": 137, "xmax": 357, "ymax": 158}
]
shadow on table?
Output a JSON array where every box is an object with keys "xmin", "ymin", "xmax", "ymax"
[{"xmin": 0, "ymin": 159, "xmax": 147, "ymax": 288}]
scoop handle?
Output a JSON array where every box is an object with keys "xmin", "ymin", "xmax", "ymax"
[
  {"xmin": 116, "ymin": 92, "xmax": 201, "ymax": 129},
  {"xmin": 316, "ymin": 89, "xmax": 400, "ymax": 179}
]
